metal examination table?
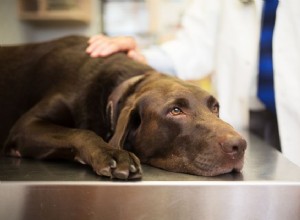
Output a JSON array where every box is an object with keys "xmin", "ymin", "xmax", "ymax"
[{"xmin": 1, "ymin": 132, "xmax": 300, "ymax": 220}]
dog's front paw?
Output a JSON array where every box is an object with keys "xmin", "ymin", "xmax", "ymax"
[{"xmin": 89, "ymin": 148, "xmax": 143, "ymax": 180}]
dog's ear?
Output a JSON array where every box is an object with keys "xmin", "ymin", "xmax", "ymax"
[
  {"xmin": 106, "ymin": 75, "xmax": 145, "ymax": 132},
  {"xmin": 108, "ymin": 97, "xmax": 140, "ymax": 149}
]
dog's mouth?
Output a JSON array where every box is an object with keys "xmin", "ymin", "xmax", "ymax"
[
  {"xmin": 145, "ymin": 149, "xmax": 245, "ymax": 177},
  {"xmin": 212, "ymin": 163, "xmax": 244, "ymax": 176},
  {"xmin": 191, "ymin": 156, "xmax": 245, "ymax": 177}
]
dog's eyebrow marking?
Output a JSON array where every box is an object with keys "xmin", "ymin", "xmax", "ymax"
[{"xmin": 172, "ymin": 98, "xmax": 190, "ymax": 108}]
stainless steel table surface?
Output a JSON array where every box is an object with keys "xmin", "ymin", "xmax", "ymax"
[{"xmin": 1, "ymin": 132, "xmax": 300, "ymax": 220}]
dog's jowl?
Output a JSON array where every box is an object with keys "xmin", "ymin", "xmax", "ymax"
[{"xmin": 0, "ymin": 36, "xmax": 246, "ymax": 180}]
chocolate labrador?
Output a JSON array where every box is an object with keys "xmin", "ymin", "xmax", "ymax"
[{"xmin": 0, "ymin": 36, "xmax": 246, "ymax": 179}]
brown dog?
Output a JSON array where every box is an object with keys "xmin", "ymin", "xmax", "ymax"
[{"xmin": 0, "ymin": 36, "xmax": 246, "ymax": 179}]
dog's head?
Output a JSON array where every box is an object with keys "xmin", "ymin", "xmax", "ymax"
[{"xmin": 107, "ymin": 72, "xmax": 246, "ymax": 176}]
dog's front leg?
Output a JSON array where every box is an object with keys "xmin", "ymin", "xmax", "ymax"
[{"xmin": 4, "ymin": 117, "xmax": 142, "ymax": 180}]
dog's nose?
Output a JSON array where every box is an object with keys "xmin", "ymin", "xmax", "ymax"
[{"xmin": 220, "ymin": 135, "xmax": 247, "ymax": 157}]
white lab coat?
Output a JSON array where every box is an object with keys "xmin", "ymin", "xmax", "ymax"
[{"xmin": 143, "ymin": 0, "xmax": 300, "ymax": 167}]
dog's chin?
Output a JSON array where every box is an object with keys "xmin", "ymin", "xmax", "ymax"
[
  {"xmin": 179, "ymin": 154, "xmax": 244, "ymax": 177},
  {"xmin": 146, "ymin": 156, "xmax": 244, "ymax": 177},
  {"xmin": 200, "ymin": 166, "xmax": 242, "ymax": 177},
  {"xmin": 197, "ymin": 160, "xmax": 245, "ymax": 177}
]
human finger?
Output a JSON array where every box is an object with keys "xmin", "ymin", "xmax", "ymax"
[{"xmin": 127, "ymin": 50, "xmax": 147, "ymax": 64}]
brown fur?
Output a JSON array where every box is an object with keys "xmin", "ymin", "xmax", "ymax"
[{"xmin": 0, "ymin": 36, "xmax": 246, "ymax": 179}]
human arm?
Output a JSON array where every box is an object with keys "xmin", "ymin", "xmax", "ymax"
[{"xmin": 86, "ymin": 0, "xmax": 221, "ymax": 80}]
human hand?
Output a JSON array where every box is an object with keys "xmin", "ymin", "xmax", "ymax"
[{"xmin": 86, "ymin": 34, "xmax": 147, "ymax": 64}]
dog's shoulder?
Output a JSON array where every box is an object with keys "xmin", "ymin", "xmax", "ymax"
[
  {"xmin": 51, "ymin": 35, "xmax": 88, "ymax": 45},
  {"xmin": 44, "ymin": 35, "xmax": 89, "ymax": 52}
]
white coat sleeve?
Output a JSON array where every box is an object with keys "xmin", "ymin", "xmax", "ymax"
[{"xmin": 142, "ymin": 0, "xmax": 221, "ymax": 80}]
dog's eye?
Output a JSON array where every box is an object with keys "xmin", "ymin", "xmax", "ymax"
[
  {"xmin": 170, "ymin": 107, "xmax": 183, "ymax": 116},
  {"xmin": 212, "ymin": 103, "xmax": 219, "ymax": 114}
]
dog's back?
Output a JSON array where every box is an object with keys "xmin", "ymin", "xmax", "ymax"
[{"xmin": 0, "ymin": 36, "xmax": 152, "ymax": 148}]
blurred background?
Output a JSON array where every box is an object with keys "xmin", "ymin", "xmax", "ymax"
[{"xmin": 0, "ymin": 0, "xmax": 190, "ymax": 48}]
